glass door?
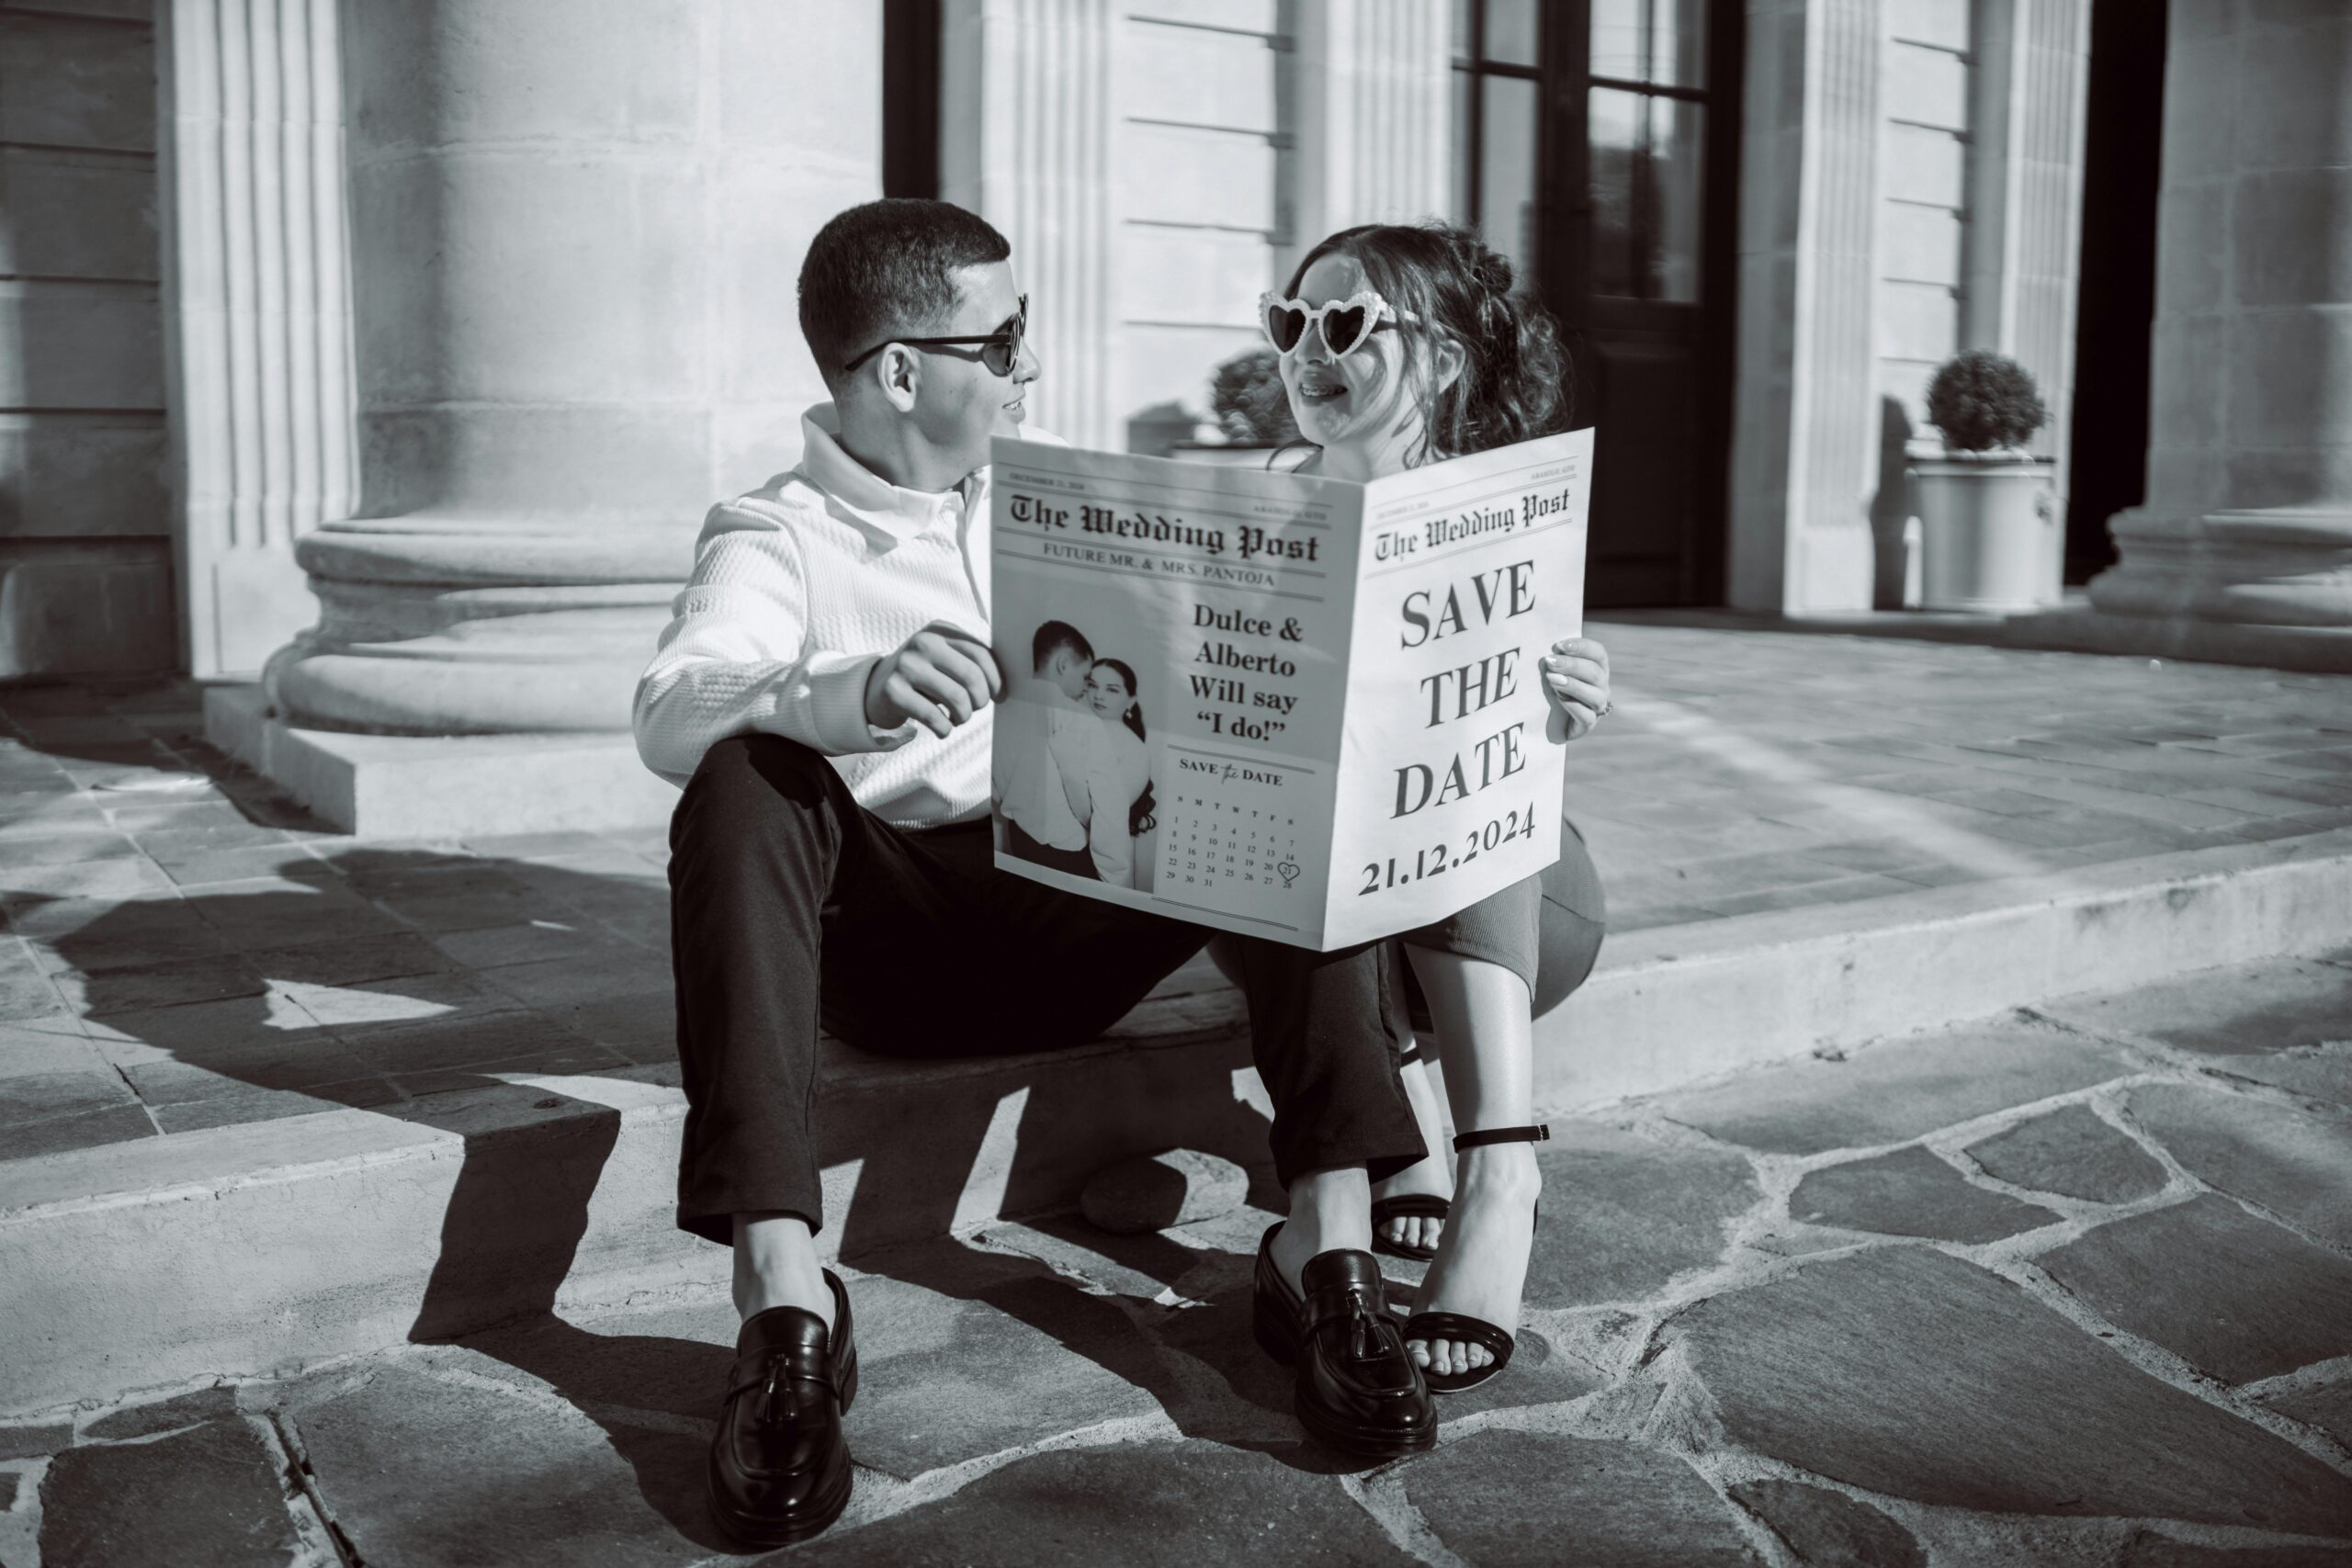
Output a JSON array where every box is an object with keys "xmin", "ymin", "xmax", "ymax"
[{"xmin": 1453, "ymin": 0, "xmax": 1739, "ymax": 607}]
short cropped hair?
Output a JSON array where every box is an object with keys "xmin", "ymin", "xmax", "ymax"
[
  {"xmin": 798, "ymin": 199, "xmax": 1012, "ymax": 386},
  {"xmin": 1033, "ymin": 620, "xmax": 1093, "ymax": 669}
]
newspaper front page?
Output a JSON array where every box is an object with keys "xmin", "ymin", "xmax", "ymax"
[{"xmin": 988, "ymin": 429, "xmax": 1591, "ymax": 950}]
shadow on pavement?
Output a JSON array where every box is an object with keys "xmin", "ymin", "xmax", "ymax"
[{"xmin": 33, "ymin": 841, "xmax": 1319, "ymax": 1543}]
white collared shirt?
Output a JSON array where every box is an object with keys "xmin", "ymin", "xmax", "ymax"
[{"xmin": 633, "ymin": 404, "xmax": 1056, "ymax": 828}]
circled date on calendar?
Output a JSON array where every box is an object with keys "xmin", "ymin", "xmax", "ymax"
[{"xmin": 1359, "ymin": 803, "xmax": 1541, "ymax": 896}]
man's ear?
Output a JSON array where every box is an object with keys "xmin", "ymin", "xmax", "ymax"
[{"xmin": 876, "ymin": 344, "xmax": 922, "ymax": 413}]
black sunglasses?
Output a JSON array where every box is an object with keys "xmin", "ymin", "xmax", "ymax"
[{"xmin": 841, "ymin": 296, "xmax": 1028, "ymax": 378}]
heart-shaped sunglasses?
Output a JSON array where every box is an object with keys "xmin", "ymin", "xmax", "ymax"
[{"xmin": 1258, "ymin": 289, "xmax": 1415, "ymax": 359}]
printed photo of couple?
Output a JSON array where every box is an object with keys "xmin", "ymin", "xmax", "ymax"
[{"xmin": 992, "ymin": 618, "xmax": 1159, "ymax": 892}]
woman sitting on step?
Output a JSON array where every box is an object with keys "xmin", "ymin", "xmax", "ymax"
[{"xmin": 1249, "ymin": 220, "xmax": 1612, "ymax": 1394}]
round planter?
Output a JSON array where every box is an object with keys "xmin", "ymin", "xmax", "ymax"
[{"xmin": 1914, "ymin": 452, "xmax": 2059, "ymax": 613}]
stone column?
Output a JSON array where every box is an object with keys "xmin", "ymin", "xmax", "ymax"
[
  {"xmin": 1962, "ymin": 0, "xmax": 2090, "ymax": 602},
  {"xmin": 1727, "ymin": 0, "xmax": 1882, "ymax": 615},
  {"xmin": 1283, "ymin": 0, "xmax": 1453, "ymax": 269},
  {"xmin": 160, "ymin": 0, "xmax": 357, "ymax": 679},
  {"xmin": 205, "ymin": 0, "xmax": 881, "ymax": 831},
  {"xmin": 940, "ymin": 0, "xmax": 1119, "ymax": 451},
  {"xmin": 2081, "ymin": 0, "xmax": 2352, "ymax": 669}
]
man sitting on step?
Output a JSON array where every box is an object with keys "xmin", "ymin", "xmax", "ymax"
[{"xmin": 632, "ymin": 197, "xmax": 1437, "ymax": 1549}]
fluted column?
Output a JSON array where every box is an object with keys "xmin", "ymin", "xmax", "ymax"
[
  {"xmin": 1284, "ymin": 0, "xmax": 1453, "ymax": 265},
  {"xmin": 2086, "ymin": 0, "xmax": 2352, "ymax": 660},
  {"xmin": 940, "ymin": 0, "xmax": 1117, "ymax": 451},
  {"xmin": 160, "ymin": 0, "xmax": 356, "ymax": 677},
  {"xmin": 1728, "ymin": 0, "xmax": 1882, "ymax": 614},
  {"xmin": 254, "ymin": 0, "xmax": 877, "ymax": 734},
  {"xmin": 1963, "ymin": 0, "xmax": 2090, "ymax": 602}
]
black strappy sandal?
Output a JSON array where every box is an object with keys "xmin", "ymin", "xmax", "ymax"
[
  {"xmin": 1372, "ymin": 1042, "xmax": 1450, "ymax": 1262},
  {"xmin": 1402, "ymin": 1122, "xmax": 1549, "ymax": 1394},
  {"xmin": 1370, "ymin": 1193, "xmax": 1450, "ymax": 1262}
]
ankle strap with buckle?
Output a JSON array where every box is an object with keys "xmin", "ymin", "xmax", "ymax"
[{"xmin": 1453, "ymin": 1122, "xmax": 1551, "ymax": 1152}]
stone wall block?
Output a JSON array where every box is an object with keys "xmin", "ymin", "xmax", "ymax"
[
  {"xmin": 0, "ymin": 12, "xmax": 156, "ymax": 152},
  {"xmin": 344, "ymin": 0, "xmax": 700, "ymax": 152},
  {"xmin": 2233, "ymin": 168, "xmax": 2352, "ymax": 307},
  {"xmin": 719, "ymin": 0, "xmax": 880, "ymax": 152},
  {"xmin": 357, "ymin": 407, "xmax": 718, "ymax": 524},
  {"xmin": 2170, "ymin": 0, "xmax": 2241, "ymax": 42},
  {"xmin": 0, "ymin": 283, "xmax": 164, "ymax": 409},
  {"xmin": 2161, "ymin": 39, "xmax": 2237, "ymax": 182},
  {"xmin": 0, "ymin": 417, "xmax": 167, "ymax": 537},
  {"xmin": 2236, "ymin": 13, "xmax": 2352, "ymax": 171},
  {"xmin": 0, "ymin": 149, "xmax": 159, "ymax": 280},
  {"xmin": 2149, "ymin": 311, "xmax": 2225, "ymax": 451},
  {"xmin": 2144, "ymin": 448, "xmax": 2223, "ymax": 520},
  {"xmin": 714, "ymin": 162, "xmax": 850, "ymax": 408},
  {"xmin": 351, "ymin": 156, "xmax": 710, "ymax": 406},
  {"xmin": 2223, "ymin": 445, "xmax": 2352, "ymax": 517},
  {"xmin": 0, "ymin": 542, "xmax": 175, "ymax": 676},
  {"xmin": 2159, "ymin": 183, "xmax": 2228, "ymax": 310},
  {"xmin": 2228, "ymin": 307, "xmax": 2352, "ymax": 461}
]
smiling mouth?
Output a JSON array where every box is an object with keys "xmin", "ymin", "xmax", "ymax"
[{"xmin": 1295, "ymin": 375, "xmax": 1347, "ymax": 407}]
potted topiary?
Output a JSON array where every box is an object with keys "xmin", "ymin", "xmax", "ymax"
[
  {"xmin": 1913, "ymin": 349, "xmax": 2059, "ymax": 612},
  {"xmin": 1170, "ymin": 346, "xmax": 1300, "ymax": 467}
]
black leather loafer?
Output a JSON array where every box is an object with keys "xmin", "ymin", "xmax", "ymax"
[
  {"xmin": 1251, "ymin": 1224, "xmax": 1435, "ymax": 1459},
  {"xmin": 707, "ymin": 1270, "xmax": 859, "ymax": 1548}
]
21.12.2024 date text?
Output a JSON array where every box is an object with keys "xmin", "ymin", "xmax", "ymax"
[{"xmin": 1360, "ymin": 804, "xmax": 1541, "ymax": 896}]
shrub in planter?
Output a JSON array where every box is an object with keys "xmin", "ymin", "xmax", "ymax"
[
  {"xmin": 1209, "ymin": 346, "xmax": 1298, "ymax": 446},
  {"xmin": 1924, "ymin": 348, "xmax": 2047, "ymax": 453},
  {"xmin": 1914, "ymin": 350, "xmax": 2057, "ymax": 612}
]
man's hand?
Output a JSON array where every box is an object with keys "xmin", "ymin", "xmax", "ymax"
[
  {"xmin": 865, "ymin": 623, "xmax": 1002, "ymax": 739},
  {"xmin": 1541, "ymin": 636, "xmax": 1611, "ymax": 741}
]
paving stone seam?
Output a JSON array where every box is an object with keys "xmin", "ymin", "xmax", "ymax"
[
  {"xmin": 1455, "ymin": 1294, "xmax": 2352, "ymax": 1564},
  {"xmin": 1547, "ymin": 1077, "xmax": 2352, "ymax": 1489},
  {"xmin": 822, "ymin": 1412, "xmax": 1184, "ymax": 1540},
  {"xmin": 1984, "ymin": 1253, "xmax": 2352, "ymax": 1479},
  {"xmin": 1339, "ymin": 1472, "xmax": 1474, "ymax": 1568},
  {"xmin": 403, "ymin": 1354, "xmax": 716, "ymax": 1442},
  {"xmin": 246, "ymin": 1410, "xmax": 352, "ymax": 1568},
  {"xmin": 0, "ymin": 1453, "xmax": 50, "ymax": 1568},
  {"xmin": 2245, "ymin": 1353, "xmax": 2352, "ymax": 1409}
]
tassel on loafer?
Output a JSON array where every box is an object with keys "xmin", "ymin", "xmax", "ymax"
[
  {"xmin": 707, "ymin": 1270, "xmax": 859, "ymax": 1548},
  {"xmin": 1252, "ymin": 1224, "xmax": 1436, "ymax": 1459}
]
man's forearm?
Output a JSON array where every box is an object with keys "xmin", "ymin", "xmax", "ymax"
[{"xmin": 633, "ymin": 649, "xmax": 899, "ymax": 783}]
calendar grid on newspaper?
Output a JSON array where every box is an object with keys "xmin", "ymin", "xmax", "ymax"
[{"xmin": 987, "ymin": 429, "xmax": 1591, "ymax": 951}]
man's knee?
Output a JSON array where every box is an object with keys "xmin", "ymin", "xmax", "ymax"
[{"xmin": 675, "ymin": 734, "xmax": 845, "ymax": 848}]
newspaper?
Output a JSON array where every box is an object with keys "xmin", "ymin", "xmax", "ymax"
[{"xmin": 988, "ymin": 429, "xmax": 1592, "ymax": 950}]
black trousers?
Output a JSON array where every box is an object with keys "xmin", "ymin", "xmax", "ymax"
[{"xmin": 666, "ymin": 735, "xmax": 1423, "ymax": 1245}]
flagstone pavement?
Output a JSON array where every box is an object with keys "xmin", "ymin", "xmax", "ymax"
[
  {"xmin": 2, "ymin": 622, "xmax": 2350, "ymax": 1563},
  {"xmin": 6, "ymin": 949, "xmax": 2351, "ymax": 1565}
]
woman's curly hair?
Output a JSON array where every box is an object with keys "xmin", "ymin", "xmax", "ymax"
[{"xmin": 1281, "ymin": 221, "xmax": 1571, "ymax": 467}]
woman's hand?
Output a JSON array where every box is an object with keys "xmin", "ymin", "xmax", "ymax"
[{"xmin": 1542, "ymin": 637, "xmax": 1611, "ymax": 740}]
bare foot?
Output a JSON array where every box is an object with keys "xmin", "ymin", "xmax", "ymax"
[
  {"xmin": 1371, "ymin": 1056, "xmax": 1453, "ymax": 1252},
  {"xmin": 1406, "ymin": 1145, "xmax": 1540, "ymax": 1379}
]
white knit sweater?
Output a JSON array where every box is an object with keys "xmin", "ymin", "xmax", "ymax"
[{"xmin": 633, "ymin": 406, "xmax": 1057, "ymax": 829}]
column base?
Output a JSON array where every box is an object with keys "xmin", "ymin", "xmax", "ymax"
[{"xmin": 206, "ymin": 685, "xmax": 678, "ymax": 839}]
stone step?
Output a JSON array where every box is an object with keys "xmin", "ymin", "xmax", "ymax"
[{"xmin": 6, "ymin": 828, "xmax": 2349, "ymax": 1418}]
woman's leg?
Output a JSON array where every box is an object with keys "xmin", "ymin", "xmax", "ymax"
[
  {"xmin": 1372, "ymin": 1054, "xmax": 1453, "ymax": 1252},
  {"xmin": 1400, "ymin": 946, "xmax": 1542, "ymax": 1378}
]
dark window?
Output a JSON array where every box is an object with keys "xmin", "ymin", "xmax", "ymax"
[{"xmin": 883, "ymin": 0, "xmax": 941, "ymax": 200}]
